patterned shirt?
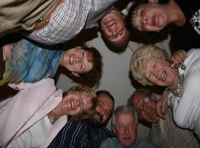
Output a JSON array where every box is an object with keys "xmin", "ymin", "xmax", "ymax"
[
  {"xmin": 26, "ymin": 0, "xmax": 117, "ymax": 45},
  {"xmin": 48, "ymin": 118, "xmax": 114, "ymax": 148},
  {"xmin": 0, "ymin": 39, "xmax": 64, "ymax": 86},
  {"xmin": 149, "ymin": 109, "xmax": 200, "ymax": 148}
]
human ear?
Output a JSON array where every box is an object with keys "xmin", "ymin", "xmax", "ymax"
[{"xmin": 112, "ymin": 126, "xmax": 117, "ymax": 135}]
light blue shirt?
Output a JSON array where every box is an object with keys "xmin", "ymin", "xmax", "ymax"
[{"xmin": 100, "ymin": 137, "xmax": 156, "ymax": 148}]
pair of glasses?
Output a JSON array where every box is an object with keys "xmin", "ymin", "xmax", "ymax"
[{"xmin": 136, "ymin": 97, "xmax": 149, "ymax": 115}]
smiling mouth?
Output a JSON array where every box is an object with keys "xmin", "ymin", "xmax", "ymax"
[
  {"xmin": 152, "ymin": 15, "xmax": 156, "ymax": 25},
  {"xmin": 94, "ymin": 114, "xmax": 100, "ymax": 121},
  {"xmin": 159, "ymin": 71, "xmax": 166, "ymax": 81},
  {"xmin": 108, "ymin": 23, "xmax": 115, "ymax": 30},
  {"xmin": 70, "ymin": 99, "xmax": 74, "ymax": 109},
  {"xmin": 69, "ymin": 55, "xmax": 74, "ymax": 64}
]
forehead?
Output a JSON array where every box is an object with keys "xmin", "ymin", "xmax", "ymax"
[
  {"xmin": 116, "ymin": 113, "xmax": 135, "ymax": 124},
  {"xmin": 147, "ymin": 58, "xmax": 165, "ymax": 66},
  {"xmin": 80, "ymin": 91, "xmax": 90, "ymax": 98},
  {"xmin": 131, "ymin": 5, "xmax": 145, "ymax": 24},
  {"xmin": 98, "ymin": 93, "xmax": 114, "ymax": 110},
  {"xmin": 133, "ymin": 92, "xmax": 147, "ymax": 107}
]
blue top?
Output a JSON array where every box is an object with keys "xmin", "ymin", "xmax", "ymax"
[
  {"xmin": 48, "ymin": 118, "xmax": 114, "ymax": 148},
  {"xmin": 100, "ymin": 137, "xmax": 157, "ymax": 148},
  {"xmin": 1, "ymin": 39, "xmax": 64, "ymax": 86}
]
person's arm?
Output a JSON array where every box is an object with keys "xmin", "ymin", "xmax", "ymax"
[
  {"xmin": 156, "ymin": 90, "xmax": 168, "ymax": 119},
  {"xmin": 170, "ymin": 49, "xmax": 187, "ymax": 68}
]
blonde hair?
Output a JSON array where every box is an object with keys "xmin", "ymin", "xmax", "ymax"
[
  {"xmin": 63, "ymin": 85, "xmax": 97, "ymax": 121},
  {"xmin": 130, "ymin": 44, "xmax": 168, "ymax": 86}
]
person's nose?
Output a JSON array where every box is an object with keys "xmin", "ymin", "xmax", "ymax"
[
  {"xmin": 151, "ymin": 70, "xmax": 158, "ymax": 78},
  {"xmin": 124, "ymin": 127, "xmax": 129, "ymax": 134},
  {"xmin": 98, "ymin": 108, "xmax": 105, "ymax": 116},
  {"xmin": 112, "ymin": 31, "xmax": 117, "ymax": 36},
  {"xmin": 75, "ymin": 57, "xmax": 82, "ymax": 62},
  {"xmin": 141, "ymin": 18, "xmax": 148, "ymax": 25}
]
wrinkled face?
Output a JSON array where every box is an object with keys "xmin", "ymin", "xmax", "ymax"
[
  {"xmin": 145, "ymin": 58, "xmax": 177, "ymax": 88},
  {"xmin": 132, "ymin": 92, "xmax": 159, "ymax": 123},
  {"xmin": 131, "ymin": 3, "xmax": 169, "ymax": 32},
  {"xmin": 61, "ymin": 91, "xmax": 92, "ymax": 116},
  {"xmin": 100, "ymin": 9, "xmax": 129, "ymax": 46},
  {"xmin": 91, "ymin": 93, "xmax": 114, "ymax": 127},
  {"xmin": 113, "ymin": 113, "xmax": 137, "ymax": 147},
  {"xmin": 60, "ymin": 46, "xmax": 93, "ymax": 76}
]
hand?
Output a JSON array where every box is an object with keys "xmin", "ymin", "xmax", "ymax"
[
  {"xmin": 156, "ymin": 90, "xmax": 168, "ymax": 119},
  {"xmin": 170, "ymin": 49, "xmax": 187, "ymax": 68}
]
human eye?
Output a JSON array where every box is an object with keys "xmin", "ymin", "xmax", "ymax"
[
  {"xmin": 81, "ymin": 51, "xmax": 85, "ymax": 58},
  {"xmin": 80, "ymin": 63, "xmax": 84, "ymax": 71},
  {"xmin": 153, "ymin": 62, "xmax": 156, "ymax": 68},
  {"xmin": 109, "ymin": 36, "xmax": 115, "ymax": 41},
  {"xmin": 119, "ymin": 31, "xmax": 124, "ymax": 38},
  {"xmin": 105, "ymin": 110, "xmax": 110, "ymax": 116},
  {"xmin": 140, "ymin": 10, "xmax": 144, "ymax": 17},
  {"xmin": 119, "ymin": 125, "xmax": 124, "ymax": 129},
  {"xmin": 146, "ymin": 72, "xmax": 151, "ymax": 79},
  {"xmin": 98, "ymin": 102, "xmax": 103, "ymax": 107},
  {"xmin": 128, "ymin": 123, "xmax": 134, "ymax": 127}
]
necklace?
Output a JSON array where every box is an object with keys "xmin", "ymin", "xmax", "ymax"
[
  {"xmin": 166, "ymin": 63, "xmax": 185, "ymax": 97},
  {"xmin": 166, "ymin": 64, "xmax": 186, "ymax": 108},
  {"xmin": 166, "ymin": 73, "xmax": 184, "ymax": 97},
  {"xmin": 49, "ymin": 109, "xmax": 58, "ymax": 123}
]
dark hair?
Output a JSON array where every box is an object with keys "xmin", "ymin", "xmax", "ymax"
[
  {"xmin": 127, "ymin": 0, "xmax": 170, "ymax": 36},
  {"xmin": 96, "ymin": 90, "xmax": 115, "ymax": 104},
  {"xmin": 78, "ymin": 47, "xmax": 102, "ymax": 85}
]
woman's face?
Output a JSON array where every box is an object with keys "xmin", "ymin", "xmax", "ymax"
[
  {"xmin": 60, "ymin": 46, "xmax": 93, "ymax": 76},
  {"xmin": 61, "ymin": 91, "xmax": 92, "ymax": 116},
  {"xmin": 145, "ymin": 58, "xmax": 177, "ymax": 88},
  {"xmin": 131, "ymin": 2, "xmax": 169, "ymax": 32}
]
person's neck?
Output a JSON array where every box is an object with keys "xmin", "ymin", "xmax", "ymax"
[
  {"xmin": 169, "ymin": 0, "xmax": 186, "ymax": 26},
  {"xmin": 168, "ymin": 69, "xmax": 179, "ymax": 90},
  {"xmin": 47, "ymin": 103, "xmax": 65, "ymax": 124}
]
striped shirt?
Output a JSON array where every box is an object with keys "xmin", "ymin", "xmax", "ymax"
[
  {"xmin": 149, "ymin": 109, "xmax": 200, "ymax": 148},
  {"xmin": 26, "ymin": 0, "xmax": 117, "ymax": 45},
  {"xmin": 48, "ymin": 118, "xmax": 114, "ymax": 148}
]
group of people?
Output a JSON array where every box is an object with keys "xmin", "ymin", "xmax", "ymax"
[
  {"xmin": 127, "ymin": 0, "xmax": 200, "ymax": 146},
  {"xmin": 0, "ymin": 0, "xmax": 200, "ymax": 147}
]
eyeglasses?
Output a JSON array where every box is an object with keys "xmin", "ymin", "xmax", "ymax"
[{"xmin": 136, "ymin": 97, "xmax": 149, "ymax": 115}]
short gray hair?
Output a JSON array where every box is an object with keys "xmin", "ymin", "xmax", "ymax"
[{"xmin": 111, "ymin": 106, "xmax": 138, "ymax": 128}]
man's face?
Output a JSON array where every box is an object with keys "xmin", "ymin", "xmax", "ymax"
[
  {"xmin": 112, "ymin": 113, "xmax": 137, "ymax": 147},
  {"xmin": 133, "ymin": 92, "xmax": 159, "ymax": 123},
  {"xmin": 88, "ymin": 93, "xmax": 114, "ymax": 127},
  {"xmin": 100, "ymin": 9, "xmax": 129, "ymax": 47}
]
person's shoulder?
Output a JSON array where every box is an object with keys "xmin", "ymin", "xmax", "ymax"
[
  {"xmin": 67, "ymin": 118, "xmax": 87, "ymax": 127},
  {"xmin": 100, "ymin": 137, "xmax": 117, "ymax": 148},
  {"xmin": 186, "ymin": 48, "xmax": 200, "ymax": 59},
  {"xmin": 136, "ymin": 137, "xmax": 157, "ymax": 148}
]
